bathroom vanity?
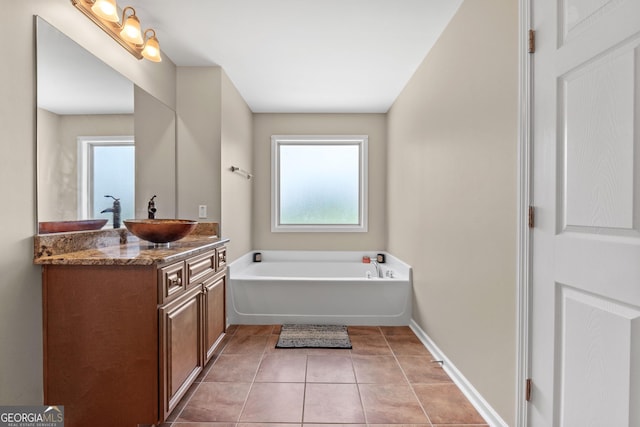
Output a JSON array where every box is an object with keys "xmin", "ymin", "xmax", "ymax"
[{"xmin": 34, "ymin": 225, "xmax": 228, "ymax": 427}]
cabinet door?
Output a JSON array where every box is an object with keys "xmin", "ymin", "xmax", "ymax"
[
  {"xmin": 203, "ymin": 272, "xmax": 226, "ymax": 362},
  {"xmin": 159, "ymin": 286, "xmax": 203, "ymax": 418}
]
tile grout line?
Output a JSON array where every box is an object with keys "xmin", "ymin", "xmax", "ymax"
[
  {"xmin": 235, "ymin": 326, "xmax": 274, "ymax": 423},
  {"xmin": 381, "ymin": 330, "xmax": 435, "ymax": 427},
  {"xmin": 354, "ymin": 325, "xmax": 386, "ymax": 425},
  {"xmin": 301, "ymin": 352, "xmax": 308, "ymax": 424},
  {"xmin": 350, "ymin": 338, "xmax": 369, "ymax": 425}
]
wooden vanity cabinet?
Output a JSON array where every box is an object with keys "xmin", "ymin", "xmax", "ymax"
[
  {"xmin": 159, "ymin": 247, "xmax": 227, "ymax": 419},
  {"xmin": 42, "ymin": 245, "xmax": 226, "ymax": 427}
]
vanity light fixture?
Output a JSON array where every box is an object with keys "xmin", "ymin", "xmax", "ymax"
[{"xmin": 71, "ymin": 0, "xmax": 162, "ymax": 62}]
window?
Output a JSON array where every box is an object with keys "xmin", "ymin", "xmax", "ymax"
[
  {"xmin": 78, "ymin": 136, "xmax": 135, "ymax": 224},
  {"xmin": 271, "ymin": 135, "xmax": 368, "ymax": 232}
]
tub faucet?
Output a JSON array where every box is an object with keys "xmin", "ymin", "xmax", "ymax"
[
  {"xmin": 101, "ymin": 195, "xmax": 121, "ymax": 228},
  {"xmin": 371, "ymin": 260, "xmax": 383, "ymax": 278},
  {"xmin": 148, "ymin": 195, "xmax": 157, "ymax": 219}
]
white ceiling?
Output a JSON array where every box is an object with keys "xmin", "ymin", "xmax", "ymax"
[
  {"xmin": 38, "ymin": 1, "xmax": 462, "ymax": 114},
  {"xmin": 125, "ymin": 0, "xmax": 463, "ymax": 113},
  {"xmin": 37, "ymin": 18, "xmax": 134, "ymax": 115}
]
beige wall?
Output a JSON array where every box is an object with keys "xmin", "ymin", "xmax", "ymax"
[
  {"xmin": 0, "ymin": 0, "xmax": 176, "ymax": 403},
  {"xmin": 252, "ymin": 114, "xmax": 386, "ymax": 251},
  {"xmin": 176, "ymin": 67, "xmax": 222, "ymax": 221},
  {"xmin": 36, "ymin": 108, "xmax": 63, "ymax": 221},
  {"xmin": 38, "ymin": 111, "xmax": 134, "ymax": 221},
  {"xmin": 135, "ymin": 86, "xmax": 176, "ymax": 219},
  {"xmin": 221, "ymin": 71, "xmax": 253, "ymax": 261},
  {"xmin": 177, "ymin": 67, "xmax": 253, "ymax": 262},
  {"xmin": 387, "ymin": 0, "xmax": 518, "ymax": 424}
]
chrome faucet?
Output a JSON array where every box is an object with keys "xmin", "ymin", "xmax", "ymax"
[
  {"xmin": 148, "ymin": 195, "xmax": 157, "ymax": 219},
  {"xmin": 371, "ymin": 260, "xmax": 383, "ymax": 278},
  {"xmin": 101, "ymin": 195, "xmax": 121, "ymax": 228}
]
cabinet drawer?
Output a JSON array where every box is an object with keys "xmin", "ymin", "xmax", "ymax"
[
  {"xmin": 216, "ymin": 247, "xmax": 227, "ymax": 271},
  {"xmin": 158, "ymin": 261, "xmax": 186, "ymax": 304},
  {"xmin": 186, "ymin": 250, "xmax": 217, "ymax": 285}
]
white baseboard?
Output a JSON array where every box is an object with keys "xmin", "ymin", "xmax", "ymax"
[{"xmin": 409, "ymin": 319, "xmax": 509, "ymax": 427}]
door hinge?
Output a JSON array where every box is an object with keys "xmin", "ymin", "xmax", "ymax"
[
  {"xmin": 528, "ymin": 206, "xmax": 535, "ymax": 229},
  {"xmin": 528, "ymin": 29, "xmax": 535, "ymax": 53},
  {"xmin": 526, "ymin": 378, "xmax": 532, "ymax": 401}
]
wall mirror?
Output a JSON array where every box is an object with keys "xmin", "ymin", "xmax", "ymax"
[{"xmin": 36, "ymin": 16, "xmax": 176, "ymax": 233}]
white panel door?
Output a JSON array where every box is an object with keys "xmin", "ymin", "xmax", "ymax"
[{"xmin": 530, "ymin": 0, "xmax": 640, "ymax": 425}]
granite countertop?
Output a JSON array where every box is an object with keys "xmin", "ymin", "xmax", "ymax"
[{"xmin": 34, "ymin": 222, "xmax": 228, "ymax": 266}]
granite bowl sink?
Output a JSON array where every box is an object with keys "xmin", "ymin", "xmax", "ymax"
[{"xmin": 123, "ymin": 219, "xmax": 197, "ymax": 244}]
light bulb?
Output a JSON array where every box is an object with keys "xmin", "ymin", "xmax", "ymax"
[
  {"xmin": 142, "ymin": 34, "xmax": 162, "ymax": 62},
  {"xmin": 91, "ymin": 0, "xmax": 119, "ymax": 23},
  {"xmin": 120, "ymin": 11, "xmax": 143, "ymax": 44}
]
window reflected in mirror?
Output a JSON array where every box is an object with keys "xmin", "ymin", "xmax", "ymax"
[{"xmin": 78, "ymin": 136, "xmax": 135, "ymax": 225}]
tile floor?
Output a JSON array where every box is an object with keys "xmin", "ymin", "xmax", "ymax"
[{"xmin": 161, "ymin": 325, "xmax": 489, "ymax": 427}]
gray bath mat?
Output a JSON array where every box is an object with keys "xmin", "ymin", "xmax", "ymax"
[{"xmin": 276, "ymin": 324, "xmax": 352, "ymax": 349}]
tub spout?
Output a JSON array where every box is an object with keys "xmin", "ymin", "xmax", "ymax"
[{"xmin": 371, "ymin": 260, "xmax": 383, "ymax": 278}]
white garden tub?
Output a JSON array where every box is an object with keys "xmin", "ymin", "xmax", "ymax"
[{"xmin": 227, "ymin": 251, "xmax": 412, "ymax": 325}]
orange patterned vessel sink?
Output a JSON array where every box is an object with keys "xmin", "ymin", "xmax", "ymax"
[{"xmin": 123, "ymin": 219, "xmax": 197, "ymax": 244}]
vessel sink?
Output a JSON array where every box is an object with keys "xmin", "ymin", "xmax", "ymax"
[
  {"xmin": 39, "ymin": 219, "xmax": 108, "ymax": 234},
  {"xmin": 124, "ymin": 219, "xmax": 197, "ymax": 244}
]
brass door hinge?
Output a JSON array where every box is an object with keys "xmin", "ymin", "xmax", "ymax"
[
  {"xmin": 528, "ymin": 206, "xmax": 535, "ymax": 229},
  {"xmin": 528, "ymin": 29, "xmax": 535, "ymax": 53},
  {"xmin": 526, "ymin": 378, "xmax": 532, "ymax": 401}
]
